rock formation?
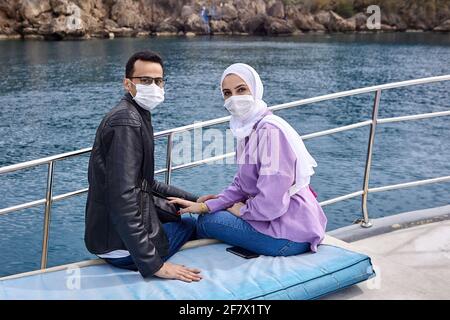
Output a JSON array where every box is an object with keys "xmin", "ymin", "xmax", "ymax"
[{"xmin": 0, "ymin": 0, "xmax": 449, "ymax": 40}]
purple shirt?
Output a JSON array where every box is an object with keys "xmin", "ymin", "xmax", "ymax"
[{"xmin": 205, "ymin": 117, "xmax": 327, "ymax": 252}]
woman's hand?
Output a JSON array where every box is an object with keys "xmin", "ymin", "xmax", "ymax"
[
  {"xmin": 197, "ymin": 194, "xmax": 218, "ymax": 203},
  {"xmin": 227, "ymin": 202, "xmax": 245, "ymax": 217},
  {"xmin": 154, "ymin": 262, "xmax": 202, "ymax": 283},
  {"xmin": 168, "ymin": 197, "xmax": 209, "ymax": 214}
]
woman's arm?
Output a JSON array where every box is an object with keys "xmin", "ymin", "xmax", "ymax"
[
  {"xmin": 169, "ymin": 174, "xmax": 247, "ymax": 214},
  {"xmin": 240, "ymin": 123, "xmax": 297, "ymax": 222},
  {"xmin": 167, "ymin": 197, "xmax": 209, "ymax": 214},
  {"xmin": 203, "ymin": 174, "xmax": 247, "ymax": 212}
]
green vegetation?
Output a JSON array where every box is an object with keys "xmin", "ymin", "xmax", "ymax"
[{"xmin": 335, "ymin": 0, "xmax": 355, "ymax": 18}]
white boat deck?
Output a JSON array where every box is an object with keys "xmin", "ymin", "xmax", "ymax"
[{"xmin": 322, "ymin": 220, "xmax": 450, "ymax": 300}]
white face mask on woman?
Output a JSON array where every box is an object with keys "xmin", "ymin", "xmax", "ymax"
[
  {"xmin": 131, "ymin": 83, "xmax": 165, "ymax": 112},
  {"xmin": 224, "ymin": 94, "xmax": 267, "ymax": 139},
  {"xmin": 223, "ymin": 95, "xmax": 255, "ymax": 120}
]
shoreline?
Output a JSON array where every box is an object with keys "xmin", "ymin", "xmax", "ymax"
[{"xmin": 0, "ymin": 29, "xmax": 447, "ymax": 41}]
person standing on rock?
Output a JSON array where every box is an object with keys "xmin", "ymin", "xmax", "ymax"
[
  {"xmin": 200, "ymin": 6, "xmax": 211, "ymax": 33},
  {"xmin": 85, "ymin": 51, "xmax": 202, "ymax": 282}
]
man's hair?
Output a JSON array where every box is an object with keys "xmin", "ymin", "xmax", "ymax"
[{"xmin": 125, "ymin": 51, "xmax": 164, "ymax": 78}]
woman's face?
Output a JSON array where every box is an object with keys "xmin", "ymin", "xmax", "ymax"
[{"xmin": 222, "ymin": 74, "xmax": 252, "ymax": 100}]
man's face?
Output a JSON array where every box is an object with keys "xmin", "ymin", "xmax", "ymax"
[{"xmin": 123, "ymin": 60, "xmax": 164, "ymax": 96}]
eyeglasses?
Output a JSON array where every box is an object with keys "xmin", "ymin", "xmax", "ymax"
[{"xmin": 130, "ymin": 76, "xmax": 166, "ymax": 87}]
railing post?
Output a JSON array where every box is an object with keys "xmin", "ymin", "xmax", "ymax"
[
  {"xmin": 40, "ymin": 161, "xmax": 55, "ymax": 269},
  {"xmin": 165, "ymin": 133, "xmax": 174, "ymax": 185},
  {"xmin": 361, "ymin": 90, "xmax": 382, "ymax": 228}
]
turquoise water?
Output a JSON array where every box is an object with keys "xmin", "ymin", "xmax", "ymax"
[{"xmin": 0, "ymin": 33, "xmax": 449, "ymax": 277}]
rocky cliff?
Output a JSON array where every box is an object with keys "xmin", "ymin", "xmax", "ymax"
[{"xmin": 1, "ymin": 0, "xmax": 449, "ymax": 40}]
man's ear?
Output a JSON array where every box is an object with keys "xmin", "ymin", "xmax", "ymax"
[{"xmin": 123, "ymin": 78, "xmax": 131, "ymax": 91}]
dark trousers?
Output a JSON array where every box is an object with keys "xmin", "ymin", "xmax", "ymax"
[{"xmin": 104, "ymin": 216, "xmax": 197, "ymax": 271}]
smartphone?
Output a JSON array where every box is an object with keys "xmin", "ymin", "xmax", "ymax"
[{"xmin": 226, "ymin": 246, "xmax": 260, "ymax": 259}]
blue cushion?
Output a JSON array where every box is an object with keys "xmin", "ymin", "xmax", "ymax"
[{"xmin": 0, "ymin": 243, "xmax": 375, "ymax": 300}]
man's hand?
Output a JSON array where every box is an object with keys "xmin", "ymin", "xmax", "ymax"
[
  {"xmin": 197, "ymin": 194, "xmax": 218, "ymax": 203},
  {"xmin": 227, "ymin": 202, "xmax": 245, "ymax": 217},
  {"xmin": 154, "ymin": 262, "xmax": 202, "ymax": 282},
  {"xmin": 168, "ymin": 197, "xmax": 209, "ymax": 214}
]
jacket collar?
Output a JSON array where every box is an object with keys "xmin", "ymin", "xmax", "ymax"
[{"xmin": 123, "ymin": 92, "xmax": 151, "ymax": 119}]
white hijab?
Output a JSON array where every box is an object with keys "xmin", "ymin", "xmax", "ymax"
[
  {"xmin": 221, "ymin": 63, "xmax": 318, "ymax": 194},
  {"xmin": 221, "ymin": 63, "xmax": 268, "ymax": 139}
]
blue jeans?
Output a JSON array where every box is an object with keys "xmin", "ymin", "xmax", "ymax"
[
  {"xmin": 104, "ymin": 216, "xmax": 197, "ymax": 271},
  {"xmin": 197, "ymin": 210, "xmax": 310, "ymax": 257}
]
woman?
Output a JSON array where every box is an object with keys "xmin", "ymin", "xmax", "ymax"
[{"xmin": 170, "ymin": 63, "xmax": 327, "ymax": 257}]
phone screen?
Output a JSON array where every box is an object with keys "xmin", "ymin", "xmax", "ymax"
[{"xmin": 226, "ymin": 246, "xmax": 260, "ymax": 259}]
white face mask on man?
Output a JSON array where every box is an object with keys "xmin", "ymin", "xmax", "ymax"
[
  {"xmin": 223, "ymin": 95, "xmax": 255, "ymax": 120},
  {"xmin": 131, "ymin": 82, "xmax": 165, "ymax": 112}
]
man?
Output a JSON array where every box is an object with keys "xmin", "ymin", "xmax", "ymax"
[{"xmin": 85, "ymin": 51, "xmax": 202, "ymax": 282}]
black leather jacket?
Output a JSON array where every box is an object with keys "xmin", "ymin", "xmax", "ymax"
[{"xmin": 85, "ymin": 94, "xmax": 198, "ymax": 278}]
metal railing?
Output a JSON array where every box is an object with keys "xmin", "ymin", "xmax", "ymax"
[{"xmin": 1, "ymin": 75, "xmax": 450, "ymax": 270}]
